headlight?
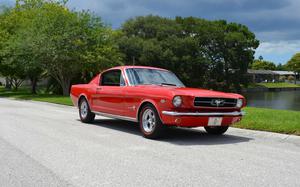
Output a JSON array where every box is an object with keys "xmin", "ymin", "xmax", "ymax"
[
  {"xmin": 173, "ymin": 96, "xmax": 182, "ymax": 107},
  {"xmin": 236, "ymin": 99, "xmax": 243, "ymax": 108}
]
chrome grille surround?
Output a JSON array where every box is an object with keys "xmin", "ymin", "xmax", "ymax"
[{"xmin": 194, "ymin": 97, "xmax": 237, "ymax": 108}]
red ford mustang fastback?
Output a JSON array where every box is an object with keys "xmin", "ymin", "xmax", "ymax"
[{"xmin": 70, "ymin": 66, "xmax": 245, "ymax": 138}]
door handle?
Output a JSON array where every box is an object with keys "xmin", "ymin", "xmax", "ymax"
[{"xmin": 96, "ymin": 87, "xmax": 102, "ymax": 91}]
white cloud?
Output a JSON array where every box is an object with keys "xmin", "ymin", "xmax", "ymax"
[
  {"xmin": 255, "ymin": 40, "xmax": 300, "ymax": 63},
  {"xmin": 256, "ymin": 41, "xmax": 300, "ymax": 55}
]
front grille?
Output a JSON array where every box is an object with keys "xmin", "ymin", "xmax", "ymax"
[{"xmin": 194, "ymin": 97, "xmax": 237, "ymax": 108}]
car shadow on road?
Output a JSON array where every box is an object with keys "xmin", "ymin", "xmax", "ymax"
[{"xmin": 91, "ymin": 119, "xmax": 252, "ymax": 146}]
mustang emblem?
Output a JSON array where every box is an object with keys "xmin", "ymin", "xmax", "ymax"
[{"xmin": 211, "ymin": 99, "xmax": 225, "ymax": 107}]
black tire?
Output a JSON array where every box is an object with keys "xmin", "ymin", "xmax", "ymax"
[
  {"xmin": 204, "ymin": 126, "xmax": 229, "ymax": 135},
  {"xmin": 79, "ymin": 98, "xmax": 95, "ymax": 123},
  {"xmin": 139, "ymin": 104, "xmax": 165, "ymax": 139}
]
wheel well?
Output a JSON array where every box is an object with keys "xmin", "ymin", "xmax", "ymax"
[
  {"xmin": 137, "ymin": 102, "xmax": 156, "ymax": 122},
  {"xmin": 78, "ymin": 95, "xmax": 87, "ymax": 106}
]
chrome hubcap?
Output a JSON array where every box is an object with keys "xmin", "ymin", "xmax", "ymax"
[
  {"xmin": 142, "ymin": 109, "xmax": 156, "ymax": 133},
  {"xmin": 80, "ymin": 100, "xmax": 88, "ymax": 119}
]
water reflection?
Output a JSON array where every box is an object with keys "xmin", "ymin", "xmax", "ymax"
[{"xmin": 243, "ymin": 91, "xmax": 300, "ymax": 111}]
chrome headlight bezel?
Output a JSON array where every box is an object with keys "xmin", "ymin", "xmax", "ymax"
[
  {"xmin": 172, "ymin": 96, "xmax": 182, "ymax": 107},
  {"xmin": 236, "ymin": 99, "xmax": 243, "ymax": 108}
]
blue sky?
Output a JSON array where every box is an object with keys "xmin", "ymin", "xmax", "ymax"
[{"xmin": 2, "ymin": 0, "xmax": 300, "ymax": 64}]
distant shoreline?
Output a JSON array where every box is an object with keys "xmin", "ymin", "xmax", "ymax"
[{"xmin": 243, "ymin": 87, "xmax": 300, "ymax": 92}]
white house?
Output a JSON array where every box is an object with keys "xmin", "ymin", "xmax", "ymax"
[
  {"xmin": 247, "ymin": 70, "xmax": 297, "ymax": 83},
  {"xmin": 272, "ymin": 71, "xmax": 295, "ymax": 76}
]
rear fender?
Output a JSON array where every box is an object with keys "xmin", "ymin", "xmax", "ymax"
[{"xmin": 78, "ymin": 94, "xmax": 90, "ymax": 108}]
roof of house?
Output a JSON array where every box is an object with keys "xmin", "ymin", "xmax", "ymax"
[
  {"xmin": 247, "ymin": 69, "xmax": 296, "ymax": 75},
  {"xmin": 272, "ymin": 71, "xmax": 295, "ymax": 75},
  {"xmin": 247, "ymin": 69, "xmax": 276, "ymax": 75}
]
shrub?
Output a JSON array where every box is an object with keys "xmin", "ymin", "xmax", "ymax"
[
  {"xmin": 279, "ymin": 76, "xmax": 286, "ymax": 82},
  {"xmin": 288, "ymin": 75, "xmax": 295, "ymax": 82}
]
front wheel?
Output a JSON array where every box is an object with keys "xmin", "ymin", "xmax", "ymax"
[
  {"xmin": 79, "ymin": 98, "xmax": 95, "ymax": 123},
  {"xmin": 139, "ymin": 104, "xmax": 165, "ymax": 139},
  {"xmin": 204, "ymin": 126, "xmax": 229, "ymax": 135}
]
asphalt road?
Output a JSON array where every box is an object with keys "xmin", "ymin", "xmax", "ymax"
[{"xmin": 1, "ymin": 98, "xmax": 300, "ymax": 187}]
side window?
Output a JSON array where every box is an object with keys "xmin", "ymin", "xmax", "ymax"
[{"xmin": 101, "ymin": 70, "xmax": 124, "ymax": 86}]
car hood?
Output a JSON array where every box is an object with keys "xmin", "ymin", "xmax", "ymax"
[
  {"xmin": 170, "ymin": 87, "xmax": 243, "ymax": 98},
  {"xmin": 136, "ymin": 85, "xmax": 244, "ymax": 99}
]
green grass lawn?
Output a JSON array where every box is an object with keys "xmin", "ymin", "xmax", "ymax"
[
  {"xmin": 249, "ymin": 82, "xmax": 300, "ymax": 88},
  {"xmin": 1, "ymin": 86, "xmax": 300, "ymax": 135},
  {"xmin": 234, "ymin": 107, "xmax": 300, "ymax": 135},
  {"xmin": 0, "ymin": 86, "xmax": 72, "ymax": 106},
  {"xmin": 257, "ymin": 82, "xmax": 300, "ymax": 88}
]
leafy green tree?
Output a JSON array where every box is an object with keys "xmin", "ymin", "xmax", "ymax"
[
  {"xmin": 119, "ymin": 15, "xmax": 259, "ymax": 91},
  {"xmin": 287, "ymin": 53, "xmax": 300, "ymax": 73},
  {"xmin": 215, "ymin": 21, "xmax": 259, "ymax": 91},
  {"xmin": 29, "ymin": 1, "xmax": 122, "ymax": 95},
  {"xmin": 251, "ymin": 59, "xmax": 276, "ymax": 70},
  {"xmin": 0, "ymin": 2, "xmax": 45, "ymax": 93},
  {"xmin": 0, "ymin": 57, "xmax": 26, "ymax": 90},
  {"xmin": 0, "ymin": 0, "xmax": 123, "ymax": 95},
  {"xmin": 0, "ymin": 6, "xmax": 27, "ymax": 90},
  {"xmin": 4, "ymin": 5, "xmax": 44, "ymax": 93},
  {"xmin": 276, "ymin": 63, "xmax": 287, "ymax": 71},
  {"xmin": 118, "ymin": 36, "xmax": 143, "ymax": 65},
  {"xmin": 286, "ymin": 53, "xmax": 300, "ymax": 81}
]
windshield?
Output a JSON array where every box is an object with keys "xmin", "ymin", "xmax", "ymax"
[{"xmin": 126, "ymin": 68, "xmax": 185, "ymax": 87}]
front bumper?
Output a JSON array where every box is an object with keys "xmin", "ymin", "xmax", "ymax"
[
  {"xmin": 161, "ymin": 110, "xmax": 245, "ymax": 127},
  {"xmin": 162, "ymin": 111, "xmax": 245, "ymax": 116}
]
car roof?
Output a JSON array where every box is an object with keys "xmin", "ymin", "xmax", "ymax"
[{"xmin": 108, "ymin": 65, "xmax": 168, "ymax": 71}]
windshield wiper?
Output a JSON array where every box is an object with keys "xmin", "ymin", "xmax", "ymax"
[
  {"xmin": 137, "ymin": 83, "xmax": 156, "ymax": 86},
  {"xmin": 160, "ymin": 83, "xmax": 177, "ymax": 86}
]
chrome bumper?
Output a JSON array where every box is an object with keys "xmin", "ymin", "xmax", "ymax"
[{"xmin": 162, "ymin": 111, "xmax": 245, "ymax": 116}]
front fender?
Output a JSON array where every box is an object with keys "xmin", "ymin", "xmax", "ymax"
[{"xmin": 136, "ymin": 98, "xmax": 171, "ymax": 123}]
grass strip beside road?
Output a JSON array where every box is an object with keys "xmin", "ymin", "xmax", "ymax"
[
  {"xmin": 234, "ymin": 107, "xmax": 300, "ymax": 136},
  {"xmin": 257, "ymin": 82, "xmax": 300, "ymax": 88},
  {"xmin": 1, "ymin": 86, "xmax": 299, "ymax": 135},
  {"xmin": 249, "ymin": 82, "xmax": 300, "ymax": 88},
  {"xmin": 0, "ymin": 87, "xmax": 72, "ymax": 106}
]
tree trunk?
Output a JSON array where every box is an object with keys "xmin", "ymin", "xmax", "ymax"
[
  {"xmin": 224, "ymin": 61, "xmax": 230, "ymax": 91},
  {"xmin": 132, "ymin": 56, "xmax": 135, "ymax": 65},
  {"xmin": 11, "ymin": 78, "xmax": 23, "ymax": 91},
  {"xmin": 61, "ymin": 80, "xmax": 71, "ymax": 96},
  {"xmin": 30, "ymin": 78, "xmax": 38, "ymax": 94},
  {"xmin": 5, "ymin": 77, "xmax": 12, "ymax": 90}
]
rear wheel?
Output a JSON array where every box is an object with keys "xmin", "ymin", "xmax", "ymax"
[
  {"xmin": 204, "ymin": 126, "xmax": 229, "ymax": 135},
  {"xmin": 139, "ymin": 104, "xmax": 165, "ymax": 139},
  {"xmin": 79, "ymin": 98, "xmax": 95, "ymax": 123}
]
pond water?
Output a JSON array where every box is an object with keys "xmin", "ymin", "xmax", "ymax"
[{"xmin": 243, "ymin": 91, "xmax": 300, "ymax": 111}]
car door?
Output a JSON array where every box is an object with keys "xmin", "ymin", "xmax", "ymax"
[{"xmin": 92, "ymin": 69, "xmax": 125, "ymax": 116}]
